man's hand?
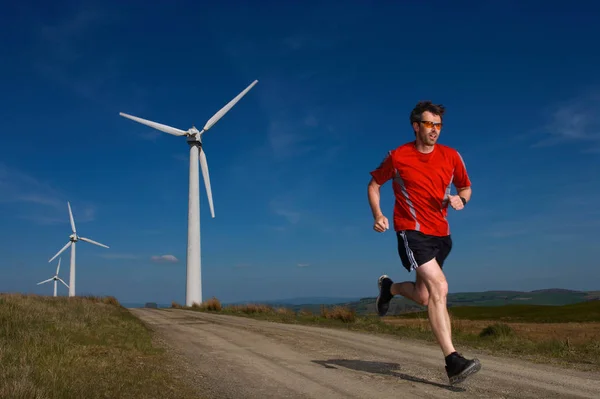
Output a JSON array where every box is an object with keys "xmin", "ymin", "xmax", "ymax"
[
  {"xmin": 448, "ymin": 194, "xmax": 465, "ymax": 210},
  {"xmin": 373, "ymin": 214, "xmax": 389, "ymax": 232}
]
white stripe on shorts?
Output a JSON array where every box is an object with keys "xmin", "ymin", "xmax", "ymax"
[{"xmin": 399, "ymin": 230, "xmax": 419, "ymax": 271}]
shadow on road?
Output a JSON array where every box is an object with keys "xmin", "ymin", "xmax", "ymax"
[{"xmin": 311, "ymin": 359, "xmax": 465, "ymax": 392}]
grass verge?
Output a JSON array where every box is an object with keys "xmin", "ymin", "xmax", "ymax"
[
  {"xmin": 0, "ymin": 293, "xmax": 200, "ymax": 399},
  {"xmin": 399, "ymin": 301, "xmax": 600, "ymax": 323},
  {"xmin": 174, "ymin": 297, "xmax": 600, "ymax": 371}
]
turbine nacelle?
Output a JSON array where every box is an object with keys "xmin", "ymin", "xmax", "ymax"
[
  {"xmin": 186, "ymin": 126, "xmax": 203, "ymax": 144},
  {"xmin": 188, "ymin": 126, "xmax": 201, "ymax": 135}
]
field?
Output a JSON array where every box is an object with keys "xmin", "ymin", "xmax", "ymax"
[
  {"xmin": 0, "ymin": 293, "xmax": 200, "ymax": 399},
  {"xmin": 384, "ymin": 318, "xmax": 600, "ymax": 345},
  {"xmin": 392, "ymin": 301, "xmax": 600, "ymax": 323},
  {"xmin": 182, "ymin": 298, "xmax": 600, "ymax": 371}
]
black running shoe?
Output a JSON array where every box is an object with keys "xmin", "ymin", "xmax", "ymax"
[
  {"xmin": 376, "ymin": 275, "xmax": 394, "ymax": 316},
  {"xmin": 445, "ymin": 352, "xmax": 481, "ymax": 385}
]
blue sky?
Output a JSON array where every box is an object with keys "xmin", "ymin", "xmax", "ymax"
[{"xmin": 1, "ymin": 0, "xmax": 600, "ymax": 305}]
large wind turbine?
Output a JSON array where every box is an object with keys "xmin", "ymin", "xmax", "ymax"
[
  {"xmin": 37, "ymin": 257, "xmax": 69, "ymax": 297},
  {"xmin": 49, "ymin": 201, "xmax": 109, "ymax": 297},
  {"xmin": 119, "ymin": 79, "xmax": 258, "ymax": 306}
]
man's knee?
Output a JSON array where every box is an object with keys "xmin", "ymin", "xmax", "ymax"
[
  {"xmin": 416, "ymin": 259, "xmax": 448, "ymax": 303},
  {"xmin": 428, "ymin": 280, "xmax": 448, "ymax": 303}
]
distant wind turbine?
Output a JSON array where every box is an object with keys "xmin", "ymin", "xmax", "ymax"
[
  {"xmin": 48, "ymin": 202, "xmax": 109, "ymax": 297},
  {"xmin": 119, "ymin": 79, "xmax": 258, "ymax": 306},
  {"xmin": 37, "ymin": 257, "xmax": 69, "ymax": 297}
]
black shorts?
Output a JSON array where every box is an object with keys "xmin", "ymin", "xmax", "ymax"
[{"xmin": 396, "ymin": 230, "xmax": 452, "ymax": 272}]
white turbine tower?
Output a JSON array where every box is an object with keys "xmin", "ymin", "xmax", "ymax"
[
  {"xmin": 119, "ymin": 79, "xmax": 258, "ymax": 306},
  {"xmin": 49, "ymin": 201, "xmax": 109, "ymax": 297},
  {"xmin": 37, "ymin": 257, "xmax": 69, "ymax": 297}
]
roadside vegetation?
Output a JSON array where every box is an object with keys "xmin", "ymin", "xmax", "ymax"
[
  {"xmin": 0, "ymin": 293, "xmax": 200, "ymax": 399},
  {"xmin": 174, "ymin": 297, "xmax": 600, "ymax": 371},
  {"xmin": 398, "ymin": 301, "xmax": 600, "ymax": 323}
]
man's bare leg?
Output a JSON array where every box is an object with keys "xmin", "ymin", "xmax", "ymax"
[
  {"xmin": 391, "ymin": 274, "xmax": 429, "ymax": 306},
  {"xmin": 375, "ymin": 262, "xmax": 481, "ymax": 384},
  {"xmin": 414, "ymin": 258, "xmax": 456, "ymax": 356}
]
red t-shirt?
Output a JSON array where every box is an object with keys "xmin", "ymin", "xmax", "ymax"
[{"xmin": 370, "ymin": 141, "xmax": 471, "ymax": 237}]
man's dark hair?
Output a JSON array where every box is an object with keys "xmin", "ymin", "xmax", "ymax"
[{"xmin": 410, "ymin": 100, "xmax": 446, "ymax": 125}]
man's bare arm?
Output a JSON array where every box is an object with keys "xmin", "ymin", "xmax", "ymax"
[
  {"xmin": 368, "ymin": 178, "xmax": 384, "ymax": 219},
  {"xmin": 368, "ymin": 178, "xmax": 390, "ymax": 232}
]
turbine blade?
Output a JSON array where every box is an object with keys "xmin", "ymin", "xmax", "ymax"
[
  {"xmin": 58, "ymin": 278, "xmax": 69, "ymax": 288},
  {"xmin": 202, "ymin": 80, "xmax": 258, "ymax": 132},
  {"xmin": 68, "ymin": 202, "xmax": 76, "ymax": 233},
  {"xmin": 199, "ymin": 148, "xmax": 215, "ymax": 218},
  {"xmin": 49, "ymin": 241, "xmax": 72, "ymax": 263},
  {"xmin": 56, "ymin": 257, "xmax": 61, "ymax": 275},
  {"xmin": 119, "ymin": 112, "xmax": 188, "ymax": 136},
  {"xmin": 37, "ymin": 278, "xmax": 53, "ymax": 285},
  {"xmin": 79, "ymin": 236, "xmax": 109, "ymax": 248}
]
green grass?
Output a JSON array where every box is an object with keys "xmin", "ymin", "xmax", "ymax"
[
  {"xmin": 395, "ymin": 301, "xmax": 600, "ymax": 323},
  {"xmin": 0, "ymin": 293, "xmax": 200, "ymax": 399}
]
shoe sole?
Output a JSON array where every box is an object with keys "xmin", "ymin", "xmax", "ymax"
[
  {"xmin": 449, "ymin": 359, "xmax": 481, "ymax": 385},
  {"xmin": 375, "ymin": 297, "xmax": 388, "ymax": 317},
  {"xmin": 377, "ymin": 275, "xmax": 389, "ymax": 290},
  {"xmin": 376, "ymin": 275, "xmax": 391, "ymax": 317}
]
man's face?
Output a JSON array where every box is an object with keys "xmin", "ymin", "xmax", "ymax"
[{"xmin": 413, "ymin": 111, "xmax": 442, "ymax": 146}]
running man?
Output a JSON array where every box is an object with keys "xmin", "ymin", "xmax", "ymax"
[{"xmin": 367, "ymin": 100, "xmax": 481, "ymax": 385}]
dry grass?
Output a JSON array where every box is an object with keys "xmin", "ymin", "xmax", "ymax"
[
  {"xmin": 383, "ymin": 317, "xmax": 600, "ymax": 345},
  {"xmin": 177, "ymin": 300, "xmax": 357, "ymax": 323},
  {"xmin": 82, "ymin": 294, "xmax": 121, "ymax": 306},
  {"xmin": 228, "ymin": 303, "xmax": 274, "ymax": 314},
  {"xmin": 171, "ymin": 301, "xmax": 184, "ymax": 309},
  {"xmin": 298, "ymin": 308, "xmax": 314, "ymax": 317},
  {"xmin": 192, "ymin": 296, "xmax": 222, "ymax": 311},
  {"xmin": 0, "ymin": 293, "xmax": 200, "ymax": 399},
  {"xmin": 276, "ymin": 306, "xmax": 295, "ymax": 316},
  {"xmin": 322, "ymin": 305, "xmax": 356, "ymax": 322},
  {"xmin": 229, "ymin": 302, "xmax": 356, "ymax": 322}
]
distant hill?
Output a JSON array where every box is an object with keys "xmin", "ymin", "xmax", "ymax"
[{"xmin": 530, "ymin": 288, "xmax": 581, "ymax": 293}]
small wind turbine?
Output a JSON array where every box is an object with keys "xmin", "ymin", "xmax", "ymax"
[
  {"xmin": 49, "ymin": 201, "xmax": 109, "ymax": 297},
  {"xmin": 119, "ymin": 79, "xmax": 258, "ymax": 306},
  {"xmin": 38, "ymin": 257, "xmax": 69, "ymax": 297}
]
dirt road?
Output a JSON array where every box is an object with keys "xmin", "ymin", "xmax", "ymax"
[{"xmin": 130, "ymin": 308, "xmax": 600, "ymax": 398}]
